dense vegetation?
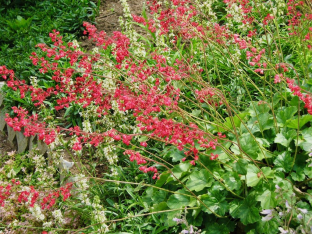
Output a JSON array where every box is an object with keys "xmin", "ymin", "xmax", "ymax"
[
  {"xmin": 0, "ymin": 0, "xmax": 98, "ymax": 80},
  {"xmin": 1, "ymin": 0, "xmax": 312, "ymax": 233}
]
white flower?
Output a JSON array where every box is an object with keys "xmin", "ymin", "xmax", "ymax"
[
  {"xmin": 43, "ymin": 221, "xmax": 53, "ymax": 227},
  {"xmin": 52, "ymin": 209, "xmax": 64, "ymax": 224},
  {"xmin": 260, "ymin": 209, "xmax": 274, "ymax": 221},
  {"xmin": 285, "ymin": 200, "xmax": 291, "ymax": 209},
  {"xmin": 29, "ymin": 204, "xmax": 45, "ymax": 221},
  {"xmin": 278, "ymin": 227, "xmax": 288, "ymax": 234},
  {"xmin": 7, "ymin": 168, "xmax": 17, "ymax": 178},
  {"xmin": 297, "ymin": 208, "xmax": 308, "ymax": 214}
]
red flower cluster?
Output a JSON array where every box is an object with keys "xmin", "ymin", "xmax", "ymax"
[
  {"xmin": 124, "ymin": 150, "xmax": 159, "ymax": 179},
  {"xmin": 0, "ymin": 179, "xmax": 73, "ymax": 210},
  {"xmin": 0, "ymin": 21, "xmax": 227, "ymax": 180},
  {"xmin": 195, "ymin": 88, "xmax": 223, "ymax": 106}
]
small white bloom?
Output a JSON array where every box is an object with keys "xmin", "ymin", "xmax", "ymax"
[
  {"xmin": 297, "ymin": 208, "xmax": 308, "ymax": 214},
  {"xmin": 52, "ymin": 209, "xmax": 64, "ymax": 224}
]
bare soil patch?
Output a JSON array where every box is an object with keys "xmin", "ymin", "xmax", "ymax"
[{"xmin": 80, "ymin": 0, "xmax": 146, "ymax": 49}]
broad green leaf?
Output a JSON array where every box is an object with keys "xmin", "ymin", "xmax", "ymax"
[
  {"xmin": 274, "ymin": 152, "xmax": 293, "ymax": 172},
  {"xmin": 224, "ymin": 172, "xmax": 242, "ymax": 191},
  {"xmin": 256, "ymin": 218, "xmax": 280, "ymax": 234},
  {"xmin": 248, "ymin": 101, "xmax": 270, "ymax": 117},
  {"xmin": 304, "ymin": 166, "xmax": 312, "ymax": 177},
  {"xmin": 205, "ymin": 222, "xmax": 234, "ymax": 234},
  {"xmin": 138, "ymin": 136, "xmax": 149, "ymax": 142},
  {"xmin": 223, "ymin": 112, "xmax": 249, "ymax": 129},
  {"xmin": 262, "ymin": 167, "xmax": 274, "ymax": 178},
  {"xmin": 290, "ymin": 96, "xmax": 300, "ymax": 106},
  {"xmin": 290, "ymin": 170, "xmax": 305, "ymax": 181},
  {"xmin": 230, "ymin": 195, "xmax": 261, "ymax": 225},
  {"xmin": 239, "ymin": 134, "xmax": 260, "ymax": 159},
  {"xmin": 165, "ymin": 210, "xmax": 182, "ymax": 227},
  {"xmin": 171, "ymin": 162, "xmax": 191, "ymax": 180},
  {"xmin": 256, "ymin": 190, "xmax": 276, "ymax": 209},
  {"xmin": 200, "ymin": 191, "xmax": 229, "ymax": 216},
  {"xmin": 155, "ymin": 172, "xmax": 170, "ymax": 187},
  {"xmin": 256, "ymin": 138, "xmax": 270, "ymax": 147},
  {"xmin": 247, "ymin": 113, "xmax": 274, "ymax": 133},
  {"xmin": 274, "ymin": 129, "xmax": 297, "ymax": 147},
  {"xmin": 152, "ymin": 190, "xmax": 167, "ymax": 204},
  {"xmin": 167, "ymin": 194, "xmax": 190, "ymax": 209},
  {"xmin": 286, "ymin": 115, "xmax": 312, "ymax": 129},
  {"xmin": 276, "ymin": 106, "xmax": 297, "ymax": 126},
  {"xmin": 186, "ymin": 169, "xmax": 214, "ymax": 192},
  {"xmin": 169, "ymin": 149, "xmax": 185, "ymax": 162},
  {"xmin": 152, "ymin": 202, "xmax": 168, "ymax": 211},
  {"xmin": 299, "ymin": 127, "xmax": 312, "ymax": 151},
  {"xmin": 257, "ymin": 149, "xmax": 274, "ymax": 160},
  {"xmin": 232, "ymin": 158, "xmax": 248, "ymax": 175},
  {"xmin": 246, "ymin": 165, "xmax": 261, "ymax": 187}
]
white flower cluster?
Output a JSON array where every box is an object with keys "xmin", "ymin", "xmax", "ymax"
[
  {"xmin": 82, "ymin": 119, "xmax": 92, "ymax": 133},
  {"xmin": 32, "ymin": 154, "xmax": 46, "ymax": 173},
  {"xmin": 72, "ymin": 39, "xmax": 80, "ymax": 49},
  {"xmin": 225, "ymin": 3, "xmax": 251, "ymax": 31},
  {"xmin": 73, "ymin": 174, "xmax": 91, "ymax": 205},
  {"xmin": 52, "ymin": 209, "xmax": 65, "ymax": 224},
  {"xmin": 194, "ymin": 0, "xmax": 217, "ymax": 24},
  {"xmin": 91, "ymin": 196, "xmax": 109, "ymax": 233},
  {"xmin": 119, "ymin": 0, "xmax": 147, "ymax": 58},
  {"xmin": 43, "ymin": 221, "xmax": 53, "ymax": 227},
  {"xmin": 29, "ymin": 204, "xmax": 45, "ymax": 221},
  {"xmin": 29, "ymin": 76, "xmax": 39, "ymax": 88},
  {"xmin": 272, "ymin": 0, "xmax": 286, "ymax": 16},
  {"xmin": 101, "ymin": 73, "xmax": 117, "ymax": 92}
]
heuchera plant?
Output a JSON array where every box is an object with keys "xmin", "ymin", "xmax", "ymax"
[{"xmin": 1, "ymin": 0, "xmax": 312, "ymax": 233}]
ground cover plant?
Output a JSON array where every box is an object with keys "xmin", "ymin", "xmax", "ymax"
[
  {"xmin": 1, "ymin": 0, "xmax": 312, "ymax": 233},
  {"xmin": 0, "ymin": 0, "xmax": 98, "ymax": 81}
]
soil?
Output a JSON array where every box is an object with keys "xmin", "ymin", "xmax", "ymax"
[
  {"xmin": 0, "ymin": 131, "xmax": 14, "ymax": 158},
  {"xmin": 80, "ymin": 0, "xmax": 146, "ymax": 49}
]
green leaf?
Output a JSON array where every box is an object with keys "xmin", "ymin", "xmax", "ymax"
[
  {"xmin": 256, "ymin": 190, "xmax": 276, "ymax": 209},
  {"xmin": 155, "ymin": 172, "xmax": 170, "ymax": 187},
  {"xmin": 246, "ymin": 165, "xmax": 261, "ymax": 187},
  {"xmin": 276, "ymin": 106, "xmax": 297, "ymax": 126},
  {"xmin": 200, "ymin": 190, "xmax": 229, "ymax": 216},
  {"xmin": 224, "ymin": 172, "xmax": 242, "ymax": 191},
  {"xmin": 205, "ymin": 222, "xmax": 234, "ymax": 234},
  {"xmin": 223, "ymin": 112, "xmax": 249, "ymax": 129},
  {"xmin": 256, "ymin": 218, "xmax": 280, "ymax": 234},
  {"xmin": 247, "ymin": 113, "xmax": 274, "ymax": 133},
  {"xmin": 274, "ymin": 129, "xmax": 297, "ymax": 147},
  {"xmin": 171, "ymin": 162, "xmax": 191, "ymax": 180},
  {"xmin": 167, "ymin": 194, "xmax": 190, "ymax": 209},
  {"xmin": 248, "ymin": 101, "xmax": 270, "ymax": 117},
  {"xmin": 230, "ymin": 195, "xmax": 261, "ymax": 225},
  {"xmin": 152, "ymin": 190, "xmax": 167, "ymax": 204},
  {"xmin": 138, "ymin": 136, "xmax": 149, "ymax": 142},
  {"xmin": 262, "ymin": 167, "xmax": 274, "ymax": 178},
  {"xmin": 286, "ymin": 115, "xmax": 312, "ymax": 129},
  {"xmin": 299, "ymin": 127, "xmax": 312, "ymax": 152},
  {"xmin": 165, "ymin": 210, "xmax": 182, "ymax": 227},
  {"xmin": 239, "ymin": 134, "xmax": 260, "ymax": 159},
  {"xmin": 290, "ymin": 170, "xmax": 305, "ymax": 181},
  {"xmin": 233, "ymin": 158, "xmax": 248, "ymax": 175},
  {"xmin": 274, "ymin": 152, "xmax": 293, "ymax": 172},
  {"xmin": 152, "ymin": 202, "xmax": 168, "ymax": 211},
  {"xmin": 169, "ymin": 149, "xmax": 185, "ymax": 162},
  {"xmin": 186, "ymin": 169, "xmax": 214, "ymax": 192}
]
